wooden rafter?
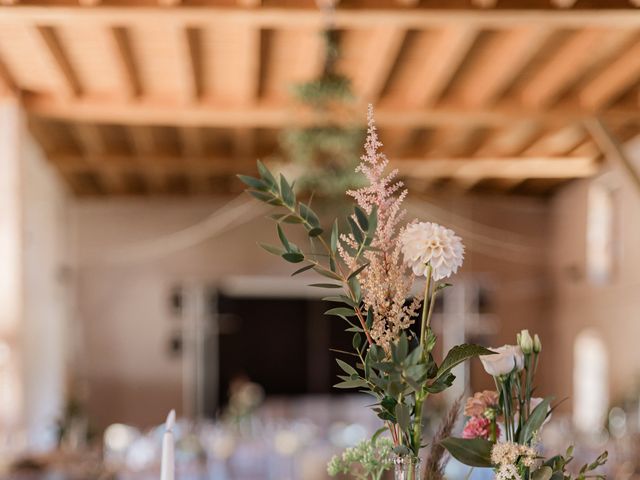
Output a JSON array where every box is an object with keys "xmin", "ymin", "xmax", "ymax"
[
  {"xmin": 32, "ymin": 26, "xmax": 82, "ymax": 97},
  {"xmin": 176, "ymin": 27, "xmax": 201, "ymax": 103},
  {"xmin": 580, "ymin": 39, "xmax": 640, "ymax": 109},
  {"xmin": 357, "ymin": 27, "xmax": 405, "ymax": 101},
  {"xmin": 454, "ymin": 27, "xmax": 549, "ymax": 107},
  {"xmin": 409, "ymin": 28, "xmax": 477, "ymax": 105},
  {"xmin": 4, "ymin": 8, "xmax": 640, "ymax": 28},
  {"xmin": 53, "ymin": 154, "xmax": 599, "ymax": 180},
  {"xmin": 23, "ymin": 96, "xmax": 640, "ymax": 127},
  {"xmin": 521, "ymin": 29, "xmax": 605, "ymax": 107},
  {"xmin": 110, "ymin": 27, "xmax": 142, "ymax": 98}
]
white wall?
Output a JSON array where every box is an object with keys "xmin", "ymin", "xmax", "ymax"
[{"xmin": 0, "ymin": 100, "xmax": 71, "ymax": 450}]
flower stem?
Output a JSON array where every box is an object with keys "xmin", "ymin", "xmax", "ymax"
[{"xmin": 419, "ymin": 265, "xmax": 432, "ymax": 349}]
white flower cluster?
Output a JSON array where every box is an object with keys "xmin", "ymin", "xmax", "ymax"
[
  {"xmin": 491, "ymin": 442, "xmax": 538, "ymax": 480},
  {"xmin": 400, "ymin": 222, "xmax": 465, "ymax": 281}
]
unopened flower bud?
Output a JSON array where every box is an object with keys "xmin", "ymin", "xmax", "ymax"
[
  {"xmin": 533, "ymin": 334, "xmax": 542, "ymax": 353},
  {"xmin": 518, "ymin": 329, "xmax": 534, "ymax": 354}
]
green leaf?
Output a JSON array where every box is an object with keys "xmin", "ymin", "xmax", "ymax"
[
  {"xmin": 308, "ymin": 227, "xmax": 323, "ymax": 237},
  {"xmin": 347, "ymin": 216, "xmax": 364, "ymax": 244},
  {"xmin": 352, "ymin": 332, "xmax": 362, "ymax": 350},
  {"xmin": 532, "ymin": 467, "xmax": 553, "ymax": 480},
  {"xmin": 440, "ymin": 437, "xmax": 493, "ymax": 468},
  {"xmin": 324, "ymin": 307, "xmax": 356, "ymax": 317},
  {"xmin": 519, "ymin": 397, "xmax": 552, "ymax": 445},
  {"xmin": 349, "ymin": 276, "xmax": 361, "ymax": 303},
  {"xmin": 334, "ymin": 378, "xmax": 367, "ymax": 389},
  {"xmin": 300, "ymin": 203, "xmax": 320, "ymax": 228},
  {"xmin": 330, "ymin": 220, "xmax": 338, "ymax": 254},
  {"xmin": 313, "ymin": 266, "xmax": 343, "ymax": 281},
  {"xmin": 282, "ymin": 252, "xmax": 304, "ymax": 263},
  {"xmin": 354, "ymin": 206, "xmax": 369, "ymax": 231},
  {"xmin": 259, "ymin": 243, "xmax": 284, "ymax": 256},
  {"xmin": 270, "ymin": 213, "xmax": 303, "ymax": 224},
  {"xmin": 347, "ymin": 262, "xmax": 370, "ymax": 280},
  {"xmin": 436, "ymin": 344, "xmax": 496, "ymax": 382},
  {"xmin": 395, "ymin": 404, "xmax": 410, "ymax": 432},
  {"xmin": 248, "ymin": 190, "xmax": 276, "ymax": 203},
  {"xmin": 256, "ymin": 160, "xmax": 277, "ymax": 188},
  {"xmin": 366, "ymin": 309, "xmax": 373, "ymax": 329},
  {"xmin": 336, "ymin": 358, "xmax": 357, "ymax": 376},
  {"xmin": 368, "ymin": 205, "xmax": 378, "ymax": 234},
  {"xmin": 291, "ymin": 264, "xmax": 314, "ymax": 276},
  {"xmin": 277, "ymin": 224, "xmax": 291, "ymax": 251},
  {"xmin": 237, "ymin": 174, "xmax": 268, "ymax": 191},
  {"xmin": 309, "ymin": 283, "xmax": 342, "ymax": 289},
  {"xmin": 280, "ymin": 174, "xmax": 295, "ymax": 208}
]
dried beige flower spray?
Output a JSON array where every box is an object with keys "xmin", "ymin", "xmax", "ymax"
[{"xmin": 340, "ymin": 105, "xmax": 421, "ymax": 352}]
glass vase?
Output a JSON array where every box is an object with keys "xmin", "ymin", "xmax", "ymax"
[{"xmin": 394, "ymin": 454, "xmax": 421, "ymax": 480}]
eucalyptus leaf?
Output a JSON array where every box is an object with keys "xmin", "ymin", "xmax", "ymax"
[
  {"xmin": 440, "ymin": 437, "xmax": 493, "ymax": 468},
  {"xmin": 309, "ymin": 283, "xmax": 342, "ymax": 289},
  {"xmin": 277, "ymin": 224, "xmax": 291, "ymax": 251},
  {"xmin": 282, "ymin": 252, "xmax": 304, "ymax": 263},
  {"xmin": 532, "ymin": 466, "xmax": 553, "ymax": 480},
  {"xmin": 256, "ymin": 160, "xmax": 276, "ymax": 188},
  {"xmin": 436, "ymin": 344, "xmax": 496, "ymax": 382},
  {"xmin": 330, "ymin": 220, "xmax": 338, "ymax": 254},
  {"xmin": 347, "ymin": 216, "xmax": 364, "ymax": 244},
  {"xmin": 280, "ymin": 174, "xmax": 295, "ymax": 208},
  {"xmin": 313, "ymin": 266, "xmax": 343, "ymax": 281},
  {"xmin": 347, "ymin": 262, "xmax": 370, "ymax": 280},
  {"xmin": 291, "ymin": 264, "xmax": 314, "ymax": 276},
  {"xmin": 354, "ymin": 206, "xmax": 369, "ymax": 231},
  {"xmin": 237, "ymin": 175, "xmax": 268, "ymax": 191},
  {"xmin": 259, "ymin": 243, "xmax": 285, "ymax": 256},
  {"xmin": 336, "ymin": 358, "xmax": 357, "ymax": 376},
  {"xmin": 519, "ymin": 397, "xmax": 552, "ymax": 445},
  {"xmin": 308, "ymin": 227, "xmax": 324, "ymax": 237},
  {"xmin": 324, "ymin": 307, "xmax": 356, "ymax": 317}
]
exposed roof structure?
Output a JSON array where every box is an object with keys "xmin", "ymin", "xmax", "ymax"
[{"xmin": 1, "ymin": 0, "xmax": 640, "ymax": 195}]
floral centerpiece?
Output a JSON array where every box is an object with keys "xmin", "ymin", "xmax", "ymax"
[
  {"xmin": 442, "ymin": 330, "xmax": 608, "ymax": 480},
  {"xmin": 238, "ymin": 106, "xmax": 494, "ymax": 479}
]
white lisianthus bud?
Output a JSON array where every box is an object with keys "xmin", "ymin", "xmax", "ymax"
[
  {"xmin": 518, "ymin": 329, "xmax": 534, "ymax": 354},
  {"xmin": 480, "ymin": 345, "xmax": 525, "ymax": 377},
  {"xmin": 533, "ymin": 334, "xmax": 542, "ymax": 353}
]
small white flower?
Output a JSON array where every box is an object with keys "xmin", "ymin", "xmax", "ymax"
[
  {"xmin": 400, "ymin": 222, "xmax": 464, "ymax": 281},
  {"xmin": 480, "ymin": 345, "xmax": 525, "ymax": 377}
]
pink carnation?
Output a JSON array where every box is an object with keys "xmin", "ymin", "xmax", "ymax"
[{"xmin": 462, "ymin": 416, "xmax": 499, "ymax": 440}]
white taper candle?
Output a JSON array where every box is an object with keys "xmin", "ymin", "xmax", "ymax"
[{"xmin": 160, "ymin": 410, "xmax": 175, "ymax": 480}]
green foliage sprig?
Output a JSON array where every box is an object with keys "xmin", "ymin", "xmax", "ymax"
[{"xmin": 327, "ymin": 437, "xmax": 395, "ymax": 480}]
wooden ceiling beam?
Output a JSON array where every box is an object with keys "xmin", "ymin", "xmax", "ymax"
[
  {"xmin": 53, "ymin": 154, "xmax": 599, "ymax": 180},
  {"xmin": 580, "ymin": 39, "xmax": 640, "ymax": 109},
  {"xmin": 5, "ymin": 8, "xmax": 640, "ymax": 29},
  {"xmin": 358, "ymin": 27, "xmax": 405, "ymax": 101},
  {"xmin": 176, "ymin": 27, "xmax": 201, "ymax": 103},
  {"xmin": 110, "ymin": 27, "xmax": 142, "ymax": 98},
  {"xmin": 23, "ymin": 95, "xmax": 640, "ymax": 127},
  {"xmin": 522, "ymin": 29, "xmax": 607, "ymax": 107},
  {"xmin": 409, "ymin": 27, "xmax": 477, "ymax": 105},
  {"xmin": 32, "ymin": 26, "xmax": 82, "ymax": 97},
  {"xmin": 457, "ymin": 28, "xmax": 549, "ymax": 107},
  {"xmin": 237, "ymin": 25, "xmax": 261, "ymax": 104}
]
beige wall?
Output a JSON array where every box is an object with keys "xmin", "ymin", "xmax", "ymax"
[
  {"xmin": 549, "ymin": 151, "xmax": 640, "ymax": 410},
  {"xmin": 72, "ymin": 192, "xmax": 553, "ymax": 429}
]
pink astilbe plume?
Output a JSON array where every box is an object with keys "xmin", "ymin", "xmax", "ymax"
[{"xmin": 339, "ymin": 105, "xmax": 421, "ymax": 351}]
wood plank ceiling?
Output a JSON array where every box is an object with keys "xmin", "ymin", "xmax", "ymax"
[{"xmin": 1, "ymin": 0, "xmax": 640, "ymax": 196}]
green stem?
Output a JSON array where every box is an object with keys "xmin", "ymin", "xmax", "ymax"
[{"xmin": 418, "ymin": 266, "xmax": 433, "ymax": 349}]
